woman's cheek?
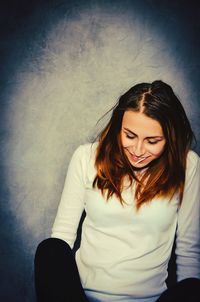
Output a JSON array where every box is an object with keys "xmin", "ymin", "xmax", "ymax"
[{"xmin": 149, "ymin": 144, "xmax": 165, "ymax": 156}]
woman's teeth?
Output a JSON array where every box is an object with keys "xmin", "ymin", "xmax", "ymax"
[
  {"xmin": 126, "ymin": 149, "xmax": 148, "ymax": 164},
  {"xmin": 129, "ymin": 153, "xmax": 147, "ymax": 164},
  {"xmin": 135, "ymin": 157, "xmax": 146, "ymax": 164}
]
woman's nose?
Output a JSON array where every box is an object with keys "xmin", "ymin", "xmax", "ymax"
[{"xmin": 133, "ymin": 140, "xmax": 145, "ymax": 156}]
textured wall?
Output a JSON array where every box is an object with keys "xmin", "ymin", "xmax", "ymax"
[{"xmin": 0, "ymin": 1, "xmax": 200, "ymax": 301}]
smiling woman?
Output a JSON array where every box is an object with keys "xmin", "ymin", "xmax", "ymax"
[
  {"xmin": 34, "ymin": 80, "xmax": 200, "ymax": 302},
  {"xmin": 93, "ymin": 81, "xmax": 195, "ymax": 209}
]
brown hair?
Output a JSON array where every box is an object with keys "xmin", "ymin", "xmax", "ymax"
[{"xmin": 93, "ymin": 80, "xmax": 195, "ymax": 209}]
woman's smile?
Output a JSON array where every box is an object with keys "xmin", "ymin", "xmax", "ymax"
[
  {"xmin": 125, "ymin": 149, "xmax": 150, "ymax": 165},
  {"xmin": 121, "ymin": 111, "xmax": 166, "ymax": 168}
]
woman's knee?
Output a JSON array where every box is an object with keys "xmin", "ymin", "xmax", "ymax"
[
  {"xmin": 157, "ymin": 278, "xmax": 200, "ymax": 302},
  {"xmin": 35, "ymin": 238, "xmax": 72, "ymax": 265},
  {"xmin": 36, "ymin": 237, "xmax": 70, "ymax": 252},
  {"xmin": 34, "ymin": 237, "xmax": 81, "ymax": 293}
]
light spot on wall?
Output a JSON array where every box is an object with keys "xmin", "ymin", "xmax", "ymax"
[{"xmin": 4, "ymin": 6, "xmax": 197, "ymax": 246}]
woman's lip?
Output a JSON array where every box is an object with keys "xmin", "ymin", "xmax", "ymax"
[{"xmin": 126, "ymin": 150, "xmax": 149, "ymax": 162}]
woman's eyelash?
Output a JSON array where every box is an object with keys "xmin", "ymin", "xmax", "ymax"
[
  {"xmin": 125, "ymin": 132, "xmax": 161, "ymax": 144},
  {"xmin": 148, "ymin": 140, "xmax": 159, "ymax": 144},
  {"xmin": 125, "ymin": 134, "xmax": 135, "ymax": 139}
]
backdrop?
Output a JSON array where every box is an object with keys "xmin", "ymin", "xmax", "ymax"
[{"xmin": 0, "ymin": 0, "xmax": 200, "ymax": 301}]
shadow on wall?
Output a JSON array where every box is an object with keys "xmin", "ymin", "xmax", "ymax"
[
  {"xmin": 0, "ymin": 0, "xmax": 200, "ymax": 301},
  {"xmin": 0, "ymin": 177, "xmax": 36, "ymax": 300}
]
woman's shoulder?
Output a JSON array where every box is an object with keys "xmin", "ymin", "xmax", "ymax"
[
  {"xmin": 71, "ymin": 142, "xmax": 98, "ymax": 179},
  {"xmin": 186, "ymin": 150, "xmax": 200, "ymax": 177},
  {"xmin": 71, "ymin": 142, "xmax": 98, "ymax": 164},
  {"xmin": 187, "ymin": 150, "xmax": 200, "ymax": 166}
]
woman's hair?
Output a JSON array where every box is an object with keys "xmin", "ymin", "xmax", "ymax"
[{"xmin": 93, "ymin": 80, "xmax": 195, "ymax": 209}]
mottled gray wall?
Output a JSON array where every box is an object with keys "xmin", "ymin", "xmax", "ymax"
[{"xmin": 0, "ymin": 1, "xmax": 200, "ymax": 301}]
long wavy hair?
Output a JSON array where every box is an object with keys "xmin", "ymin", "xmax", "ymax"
[{"xmin": 93, "ymin": 80, "xmax": 195, "ymax": 209}]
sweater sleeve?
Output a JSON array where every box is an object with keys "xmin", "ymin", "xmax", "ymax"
[
  {"xmin": 51, "ymin": 145, "xmax": 88, "ymax": 249},
  {"xmin": 175, "ymin": 151, "xmax": 200, "ymax": 281}
]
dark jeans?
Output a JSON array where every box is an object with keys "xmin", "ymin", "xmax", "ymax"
[{"xmin": 34, "ymin": 238, "xmax": 200, "ymax": 302}]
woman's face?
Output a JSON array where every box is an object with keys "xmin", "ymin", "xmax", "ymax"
[{"xmin": 121, "ymin": 110, "xmax": 166, "ymax": 168}]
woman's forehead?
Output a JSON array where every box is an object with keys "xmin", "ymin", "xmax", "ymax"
[{"xmin": 122, "ymin": 111, "xmax": 164, "ymax": 137}]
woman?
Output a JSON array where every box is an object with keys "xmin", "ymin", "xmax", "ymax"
[{"xmin": 34, "ymin": 80, "xmax": 200, "ymax": 302}]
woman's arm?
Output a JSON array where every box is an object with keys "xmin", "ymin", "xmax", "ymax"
[
  {"xmin": 176, "ymin": 151, "xmax": 200, "ymax": 281},
  {"xmin": 51, "ymin": 145, "xmax": 88, "ymax": 249}
]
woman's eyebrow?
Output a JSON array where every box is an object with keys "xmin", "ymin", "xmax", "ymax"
[
  {"xmin": 123, "ymin": 128, "xmax": 136, "ymax": 135},
  {"xmin": 123, "ymin": 127, "xmax": 164, "ymax": 139}
]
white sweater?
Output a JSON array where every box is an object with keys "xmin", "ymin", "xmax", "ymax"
[{"xmin": 51, "ymin": 143, "xmax": 200, "ymax": 302}]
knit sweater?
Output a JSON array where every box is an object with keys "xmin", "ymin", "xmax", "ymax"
[{"xmin": 51, "ymin": 142, "xmax": 200, "ymax": 302}]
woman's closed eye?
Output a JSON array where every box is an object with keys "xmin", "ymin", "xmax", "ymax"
[
  {"xmin": 147, "ymin": 139, "xmax": 161, "ymax": 145},
  {"xmin": 125, "ymin": 133, "xmax": 136, "ymax": 139}
]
